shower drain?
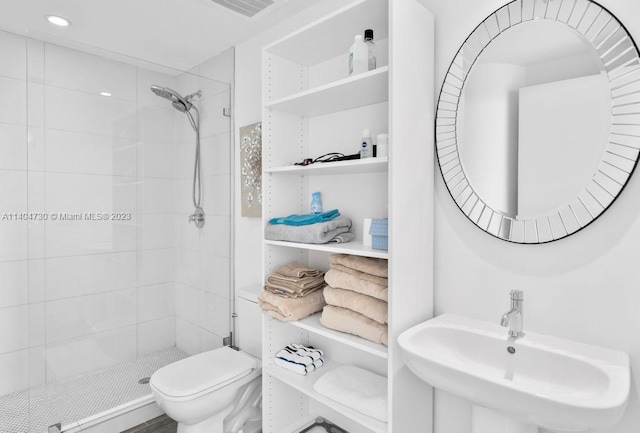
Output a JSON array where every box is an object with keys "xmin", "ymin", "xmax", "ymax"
[{"xmin": 138, "ymin": 377, "xmax": 150, "ymax": 384}]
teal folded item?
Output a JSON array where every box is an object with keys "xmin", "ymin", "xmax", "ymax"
[{"xmin": 269, "ymin": 209, "xmax": 340, "ymax": 226}]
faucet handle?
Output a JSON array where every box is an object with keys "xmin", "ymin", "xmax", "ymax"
[{"xmin": 510, "ymin": 289, "xmax": 524, "ymax": 301}]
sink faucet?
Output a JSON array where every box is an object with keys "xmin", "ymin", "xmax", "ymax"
[{"xmin": 500, "ymin": 289, "xmax": 524, "ymax": 338}]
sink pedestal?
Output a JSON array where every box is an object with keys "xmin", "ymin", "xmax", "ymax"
[{"xmin": 472, "ymin": 406, "xmax": 537, "ymax": 433}]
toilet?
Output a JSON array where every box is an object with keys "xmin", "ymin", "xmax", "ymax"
[{"xmin": 151, "ymin": 291, "xmax": 262, "ymax": 433}]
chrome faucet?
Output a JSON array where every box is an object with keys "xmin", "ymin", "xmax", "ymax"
[{"xmin": 500, "ymin": 290, "xmax": 524, "ymax": 338}]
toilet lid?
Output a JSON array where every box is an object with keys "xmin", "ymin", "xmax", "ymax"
[{"xmin": 151, "ymin": 347, "xmax": 257, "ymax": 398}]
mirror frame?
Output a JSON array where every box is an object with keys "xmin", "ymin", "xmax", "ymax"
[{"xmin": 436, "ymin": 0, "xmax": 640, "ymax": 243}]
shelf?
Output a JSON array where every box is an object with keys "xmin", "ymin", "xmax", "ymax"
[
  {"xmin": 265, "ymin": 360, "xmax": 387, "ymax": 433},
  {"xmin": 266, "ymin": 157, "xmax": 388, "ymax": 176},
  {"xmin": 290, "ymin": 313, "xmax": 388, "ymax": 359},
  {"xmin": 264, "ymin": 0, "xmax": 389, "ymax": 66},
  {"xmin": 264, "ymin": 239, "xmax": 389, "ymax": 259},
  {"xmin": 265, "ymin": 66, "xmax": 389, "ymax": 116},
  {"xmin": 275, "ymin": 415, "xmax": 318, "ymax": 433}
]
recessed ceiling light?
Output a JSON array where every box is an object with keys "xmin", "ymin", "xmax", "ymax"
[
  {"xmin": 46, "ymin": 15, "xmax": 71, "ymax": 27},
  {"xmin": 100, "ymin": 92, "xmax": 112, "ymax": 97}
]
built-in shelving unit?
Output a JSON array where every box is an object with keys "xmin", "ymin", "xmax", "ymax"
[{"xmin": 262, "ymin": 0, "xmax": 435, "ymax": 432}]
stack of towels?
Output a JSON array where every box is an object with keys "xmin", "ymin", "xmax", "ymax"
[
  {"xmin": 264, "ymin": 209, "xmax": 354, "ymax": 244},
  {"xmin": 274, "ymin": 343, "xmax": 324, "ymax": 375},
  {"xmin": 258, "ymin": 262, "xmax": 327, "ymax": 322},
  {"xmin": 320, "ymin": 254, "xmax": 388, "ymax": 346}
]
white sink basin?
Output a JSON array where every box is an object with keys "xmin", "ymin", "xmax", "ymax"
[{"xmin": 398, "ymin": 314, "xmax": 630, "ymax": 432}]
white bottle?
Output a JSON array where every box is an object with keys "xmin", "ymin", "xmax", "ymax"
[
  {"xmin": 360, "ymin": 129, "xmax": 372, "ymax": 159},
  {"xmin": 364, "ymin": 29, "xmax": 376, "ymax": 71},
  {"xmin": 376, "ymin": 133, "xmax": 388, "ymax": 158},
  {"xmin": 349, "ymin": 35, "xmax": 368, "ymax": 76}
]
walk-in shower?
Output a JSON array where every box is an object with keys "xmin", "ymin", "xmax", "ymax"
[{"xmin": 151, "ymin": 85, "xmax": 206, "ymax": 228}]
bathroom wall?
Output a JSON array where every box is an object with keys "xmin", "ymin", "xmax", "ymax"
[
  {"xmin": 173, "ymin": 48, "xmax": 234, "ymax": 355},
  {"xmin": 422, "ymin": 0, "xmax": 640, "ymax": 432}
]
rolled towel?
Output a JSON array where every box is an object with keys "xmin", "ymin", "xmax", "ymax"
[
  {"xmin": 258, "ymin": 289, "xmax": 325, "ymax": 322},
  {"xmin": 264, "ymin": 216, "xmax": 351, "ymax": 244},
  {"xmin": 329, "ymin": 254, "xmax": 388, "ymax": 278},
  {"xmin": 329, "ymin": 263, "xmax": 388, "ymax": 287},
  {"xmin": 274, "ymin": 261, "xmax": 322, "ymax": 278},
  {"xmin": 313, "ymin": 365, "xmax": 388, "ymax": 422},
  {"xmin": 320, "ymin": 305, "xmax": 388, "ymax": 346},
  {"xmin": 324, "ymin": 285, "xmax": 388, "ymax": 324},
  {"xmin": 324, "ymin": 269, "xmax": 388, "ymax": 302}
]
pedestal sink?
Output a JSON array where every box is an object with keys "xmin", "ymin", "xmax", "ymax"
[{"xmin": 398, "ymin": 314, "xmax": 630, "ymax": 433}]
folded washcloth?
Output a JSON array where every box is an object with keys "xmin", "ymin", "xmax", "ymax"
[
  {"xmin": 266, "ymin": 273, "xmax": 326, "ymax": 293},
  {"xmin": 324, "ymin": 285, "xmax": 388, "ymax": 324},
  {"xmin": 327, "ymin": 232, "xmax": 355, "ymax": 243},
  {"xmin": 258, "ymin": 289, "xmax": 326, "ymax": 322},
  {"xmin": 320, "ymin": 305, "xmax": 388, "ymax": 346},
  {"xmin": 274, "ymin": 344, "xmax": 325, "ymax": 375},
  {"xmin": 330, "ymin": 263, "xmax": 388, "ymax": 286},
  {"xmin": 269, "ymin": 209, "xmax": 340, "ymax": 226},
  {"xmin": 265, "ymin": 216, "xmax": 352, "ymax": 244},
  {"xmin": 324, "ymin": 269, "xmax": 388, "ymax": 302},
  {"xmin": 313, "ymin": 365, "xmax": 388, "ymax": 422},
  {"xmin": 329, "ymin": 254, "xmax": 388, "ymax": 278},
  {"xmin": 274, "ymin": 262, "xmax": 322, "ymax": 278}
]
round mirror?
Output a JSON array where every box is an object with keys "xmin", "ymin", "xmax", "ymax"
[{"xmin": 436, "ymin": 0, "xmax": 640, "ymax": 243}]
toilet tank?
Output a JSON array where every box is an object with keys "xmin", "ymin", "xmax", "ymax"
[{"xmin": 235, "ymin": 290, "xmax": 262, "ymax": 359}]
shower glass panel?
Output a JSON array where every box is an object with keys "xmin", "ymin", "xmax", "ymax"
[{"xmin": 0, "ymin": 28, "xmax": 233, "ymax": 432}]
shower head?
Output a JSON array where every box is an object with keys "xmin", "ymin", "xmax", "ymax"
[{"xmin": 150, "ymin": 85, "xmax": 192, "ymax": 112}]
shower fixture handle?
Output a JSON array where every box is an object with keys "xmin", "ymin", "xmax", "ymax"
[{"xmin": 189, "ymin": 207, "xmax": 205, "ymax": 228}]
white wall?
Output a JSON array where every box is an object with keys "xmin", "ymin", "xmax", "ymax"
[{"xmin": 422, "ymin": 0, "xmax": 640, "ymax": 432}]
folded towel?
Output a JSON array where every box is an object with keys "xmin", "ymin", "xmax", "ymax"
[
  {"xmin": 324, "ymin": 269, "xmax": 388, "ymax": 302},
  {"xmin": 269, "ymin": 209, "xmax": 340, "ymax": 226},
  {"xmin": 320, "ymin": 305, "xmax": 388, "ymax": 346},
  {"xmin": 266, "ymin": 273, "xmax": 326, "ymax": 292},
  {"xmin": 274, "ymin": 344, "xmax": 325, "ymax": 375},
  {"xmin": 274, "ymin": 262, "xmax": 322, "ymax": 278},
  {"xmin": 313, "ymin": 365, "xmax": 388, "ymax": 422},
  {"xmin": 258, "ymin": 289, "xmax": 326, "ymax": 322},
  {"xmin": 264, "ymin": 284, "xmax": 323, "ymax": 298},
  {"xmin": 329, "ymin": 263, "xmax": 388, "ymax": 286},
  {"xmin": 324, "ymin": 285, "xmax": 388, "ymax": 324},
  {"xmin": 329, "ymin": 254, "xmax": 388, "ymax": 278},
  {"xmin": 327, "ymin": 232, "xmax": 355, "ymax": 243},
  {"xmin": 265, "ymin": 216, "xmax": 352, "ymax": 244}
]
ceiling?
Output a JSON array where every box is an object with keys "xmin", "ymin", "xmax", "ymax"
[{"xmin": 0, "ymin": 0, "xmax": 317, "ymax": 72}]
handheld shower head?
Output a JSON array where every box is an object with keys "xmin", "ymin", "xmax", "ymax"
[{"xmin": 150, "ymin": 85, "xmax": 192, "ymax": 112}]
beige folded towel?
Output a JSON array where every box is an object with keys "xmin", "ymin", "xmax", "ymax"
[
  {"xmin": 324, "ymin": 285, "xmax": 387, "ymax": 324},
  {"xmin": 274, "ymin": 261, "xmax": 322, "ymax": 278},
  {"xmin": 258, "ymin": 289, "xmax": 325, "ymax": 322},
  {"xmin": 324, "ymin": 269, "xmax": 388, "ymax": 302},
  {"xmin": 329, "ymin": 254, "xmax": 388, "ymax": 278},
  {"xmin": 266, "ymin": 273, "xmax": 325, "ymax": 290},
  {"xmin": 330, "ymin": 263, "xmax": 388, "ymax": 287},
  {"xmin": 320, "ymin": 305, "xmax": 388, "ymax": 346},
  {"xmin": 264, "ymin": 283, "xmax": 324, "ymax": 298}
]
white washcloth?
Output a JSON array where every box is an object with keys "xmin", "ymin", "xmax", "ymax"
[
  {"xmin": 313, "ymin": 365, "xmax": 388, "ymax": 422},
  {"xmin": 274, "ymin": 344, "xmax": 325, "ymax": 375}
]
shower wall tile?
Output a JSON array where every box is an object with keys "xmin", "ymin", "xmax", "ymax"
[
  {"xmin": 0, "ymin": 260, "xmax": 28, "ymax": 308},
  {"xmin": 138, "ymin": 248, "xmax": 175, "ymax": 286},
  {"xmin": 200, "ymin": 329, "xmax": 224, "ymax": 352},
  {"xmin": 27, "ymin": 82, "xmax": 44, "ymax": 127},
  {"xmin": 45, "ymin": 129, "xmax": 137, "ymax": 176},
  {"xmin": 28, "ymin": 171, "xmax": 46, "ymax": 259},
  {"xmin": 0, "ymin": 170, "xmax": 28, "ymax": 261},
  {"xmin": 137, "ymin": 317, "xmax": 176, "ymax": 356},
  {"xmin": 199, "ymin": 90, "xmax": 231, "ymax": 137},
  {"xmin": 202, "ymin": 174, "xmax": 231, "ymax": 217},
  {"xmin": 175, "ymin": 283, "xmax": 200, "ymax": 324},
  {"xmin": 139, "ymin": 214, "xmax": 175, "ymax": 250},
  {"xmin": 0, "ymin": 123, "xmax": 27, "ymax": 170},
  {"xmin": 26, "ymin": 39, "xmax": 44, "ymax": 84},
  {"xmin": 198, "ymin": 47, "xmax": 234, "ymax": 89},
  {"xmin": 140, "ymin": 141, "xmax": 177, "ymax": 179},
  {"xmin": 0, "ymin": 221, "xmax": 27, "ymax": 262},
  {"xmin": 45, "ymin": 44, "xmax": 137, "ymax": 102},
  {"xmin": 175, "ymin": 249, "xmax": 200, "ymax": 289},
  {"xmin": 138, "ymin": 105, "xmax": 175, "ymax": 144},
  {"xmin": 175, "ymin": 214, "xmax": 200, "ymax": 251},
  {"xmin": 200, "ymin": 253, "xmax": 230, "ymax": 299},
  {"xmin": 176, "ymin": 318, "xmax": 200, "ymax": 356},
  {"xmin": 200, "ymin": 215, "xmax": 231, "ymax": 258},
  {"xmin": 28, "ymin": 259, "xmax": 45, "ymax": 303},
  {"xmin": 175, "ymin": 177, "xmax": 196, "ymax": 213},
  {"xmin": 0, "ymin": 305, "xmax": 28, "ymax": 354},
  {"xmin": 45, "ymin": 325, "xmax": 137, "ymax": 381},
  {"xmin": 0, "ymin": 76, "xmax": 26, "ymax": 125},
  {"xmin": 45, "ymin": 172, "xmax": 137, "ymax": 213},
  {"xmin": 27, "ymin": 127, "xmax": 44, "ymax": 171},
  {"xmin": 45, "ymin": 219, "xmax": 137, "ymax": 257},
  {"xmin": 46, "ymin": 288, "xmax": 136, "ymax": 344},
  {"xmin": 0, "ymin": 349, "xmax": 29, "ymax": 395},
  {"xmin": 175, "ymin": 142, "xmax": 195, "ymax": 180},
  {"xmin": 28, "ymin": 302, "xmax": 45, "ymax": 347},
  {"xmin": 199, "ymin": 292, "xmax": 230, "ymax": 338},
  {"xmin": 137, "ymin": 283, "xmax": 175, "ymax": 322},
  {"xmin": 46, "ymin": 251, "xmax": 137, "ymax": 300},
  {"xmin": 45, "ymin": 86, "xmax": 137, "ymax": 138},
  {"xmin": 140, "ymin": 177, "xmax": 176, "ymax": 214},
  {"xmin": 200, "ymin": 132, "xmax": 231, "ymax": 176},
  {"xmin": 0, "ymin": 30, "xmax": 26, "ymax": 81}
]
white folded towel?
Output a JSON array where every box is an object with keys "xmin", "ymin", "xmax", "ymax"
[
  {"xmin": 274, "ymin": 343, "xmax": 325, "ymax": 375},
  {"xmin": 313, "ymin": 365, "xmax": 388, "ymax": 422}
]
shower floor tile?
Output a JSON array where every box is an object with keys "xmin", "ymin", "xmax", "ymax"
[{"xmin": 0, "ymin": 347, "xmax": 188, "ymax": 433}]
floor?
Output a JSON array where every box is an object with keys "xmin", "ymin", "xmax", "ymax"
[
  {"xmin": 122, "ymin": 415, "xmax": 177, "ymax": 433},
  {"xmin": 0, "ymin": 347, "xmax": 188, "ymax": 433}
]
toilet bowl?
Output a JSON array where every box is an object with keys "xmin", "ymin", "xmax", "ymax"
[{"xmin": 150, "ymin": 346, "xmax": 262, "ymax": 433}]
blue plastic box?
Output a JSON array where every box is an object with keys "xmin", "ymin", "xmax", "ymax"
[{"xmin": 369, "ymin": 218, "xmax": 388, "ymax": 251}]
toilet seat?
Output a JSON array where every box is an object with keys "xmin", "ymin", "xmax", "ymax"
[{"xmin": 150, "ymin": 347, "xmax": 258, "ymax": 401}]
